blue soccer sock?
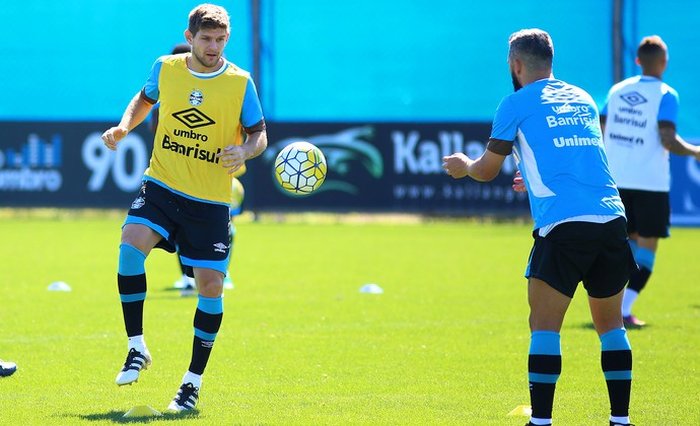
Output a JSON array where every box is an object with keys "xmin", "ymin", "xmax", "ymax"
[
  {"xmin": 117, "ymin": 243, "xmax": 147, "ymax": 337},
  {"xmin": 528, "ymin": 331, "xmax": 561, "ymax": 424},
  {"xmin": 628, "ymin": 247, "xmax": 655, "ymax": 293},
  {"xmin": 600, "ymin": 328, "xmax": 632, "ymax": 419},
  {"xmin": 189, "ymin": 295, "xmax": 224, "ymax": 375}
]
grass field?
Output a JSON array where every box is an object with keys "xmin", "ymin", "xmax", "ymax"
[{"xmin": 0, "ymin": 213, "xmax": 698, "ymax": 425}]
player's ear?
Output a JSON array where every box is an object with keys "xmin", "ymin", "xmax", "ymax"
[
  {"xmin": 184, "ymin": 29, "xmax": 194, "ymax": 45},
  {"xmin": 634, "ymin": 57, "xmax": 641, "ymax": 66},
  {"xmin": 514, "ymin": 58, "xmax": 524, "ymax": 75}
]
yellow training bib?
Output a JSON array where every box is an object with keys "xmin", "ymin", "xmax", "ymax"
[{"xmin": 145, "ymin": 55, "xmax": 251, "ymax": 204}]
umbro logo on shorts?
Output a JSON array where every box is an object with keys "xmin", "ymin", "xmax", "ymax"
[{"xmin": 213, "ymin": 242, "xmax": 228, "ymax": 253}]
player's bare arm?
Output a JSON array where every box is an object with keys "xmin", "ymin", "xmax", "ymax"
[
  {"xmin": 659, "ymin": 121, "xmax": 700, "ymax": 160},
  {"xmin": 219, "ymin": 128, "xmax": 268, "ymax": 175},
  {"xmin": 443, "ymin": 138, "xmax": 509, "ymax": 182},
  {"xmin": 101, "ymin": 92, "xmax": 154, "ymax": 151}
]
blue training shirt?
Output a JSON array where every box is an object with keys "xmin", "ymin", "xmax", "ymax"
[{"xmin": 490, "ymin": 78, "xmax": 625, "ymax": 229}]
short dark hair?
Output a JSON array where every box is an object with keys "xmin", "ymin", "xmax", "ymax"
[
  {"xmin": 188, "ymin": 4, "xmax": 230, "ymax": 36},
  {"xmin": 637, "ymin": 35, "xmax": 667, "ymax": 68},
  {"xmin": 171, "ymin": 43, "xmax": 191, "ymax": 55},
  {"xmin": 508, "ymin": 28, "xmax": 554, "ymax": 71}
]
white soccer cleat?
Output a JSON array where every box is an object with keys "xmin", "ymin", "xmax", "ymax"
[
  {"xmin": 174, "ymin": 274, "xmax": 195, "ymax": 289},
  {"xmin": 166, "ymin": 382, "xmax": 199, "ymax": 412},
  {"xmin": 115, "ymin": 348, "xmax": 152, "ymax": 386},
  {"xmin": 0, "ymin": 360, "xmax": 17, "ymax": 377}
]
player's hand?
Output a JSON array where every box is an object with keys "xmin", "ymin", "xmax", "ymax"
[
  {"xmin": 512, "ymin": 170, "xmax": 527, "ymax": 192},
  {"xmin": 442, "ymin": 153, "xmax": 471, "ymax": 179},
  {"xmin": 218, "ymin": 145, "xmax": 248, "ymax": 175},
  {"xmin": 101, "ymin": 126, "xmax": 129, "ymax": 151}
]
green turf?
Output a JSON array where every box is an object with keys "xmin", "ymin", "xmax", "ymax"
[{"xmin": 0, "ymin": 215, "xmax": 698, "ymax": 424}]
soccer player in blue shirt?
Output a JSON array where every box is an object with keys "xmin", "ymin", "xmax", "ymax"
[{"xmin": 443, "ymin": 29, "xmax": 636, "ymax": 426}]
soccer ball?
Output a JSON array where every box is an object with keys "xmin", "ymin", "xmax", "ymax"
[{"xmin": 274, "ymin": 141, "xmax": 327, "ymax": 195}]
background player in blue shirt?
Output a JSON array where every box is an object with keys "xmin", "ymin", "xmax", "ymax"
[{"xmin": 443, "ymin": 29, "xmax": 636, "ymax": 426}]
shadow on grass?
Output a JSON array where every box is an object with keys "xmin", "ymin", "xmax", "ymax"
[
  {"xmin": 574, "ymin": 322, "xmax": 596, "ymax": 330},
  {"xmin": 61, "ymin": 410, "xmax": 199, "ymax": 423}
]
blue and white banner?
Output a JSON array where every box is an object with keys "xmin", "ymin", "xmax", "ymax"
[
  {"xmin": 247, "ymin": 122, "xmax": 530, "ymax": 214},
  {"xmin": 670, "ymin": 141, "xmax": 700, "ymax": 226},
  {"xmin": 0, "ymin": 122, "xmax": 152, "ymax": 207},
  {"xmin": 1, "ymin": 120, "xmax": 698, "ymax": 226}
]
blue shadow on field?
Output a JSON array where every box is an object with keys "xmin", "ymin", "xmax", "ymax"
[{"xmin": 60, "ymin": 410, "xmax": 199, "ymax": 423}]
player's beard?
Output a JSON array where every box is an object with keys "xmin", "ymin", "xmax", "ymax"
[
  {"xmin": 193, "ymin": 50, "xmax": 221, "ymax": 70},
  {"xmin": 511, "ymin": 71, "xmax": 522, "ymax": 91}
]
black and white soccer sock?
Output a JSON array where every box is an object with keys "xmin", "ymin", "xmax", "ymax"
[
  {"xmin": 188, "ymin": 295, "xmax": 223, "ymax": 375},
  {"xmin": 528, "ymin": 331, "xmax": 561, "ymax": 425},
  {"xmin": 600, "ymin": 328, "xmax": 632, "ymax": 424},
  {"xmin": 117, "ymin": 243, "xmax": 147, "ymax": 338}
]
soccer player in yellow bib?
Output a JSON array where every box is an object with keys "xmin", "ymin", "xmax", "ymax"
[{"xmin": 100, "ymin": 4, "xmax": 267, "ymax": 412}]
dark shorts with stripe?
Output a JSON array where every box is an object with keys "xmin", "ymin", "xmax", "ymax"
[
  {"xmin": 124, "ymin": 180, "xmax": 231, "ymax": 274},
  {"xmin": 526, "ymin": 217, "xmax": 637, "ymax": 298},
  {"xmin": 619, "ymin": 188, "xmax": 670, "ymax": 238}
]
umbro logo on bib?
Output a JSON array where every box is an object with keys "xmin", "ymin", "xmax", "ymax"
[{"xmin": 171, "ymin": 108, "xmax": 216, "ymax": 129}]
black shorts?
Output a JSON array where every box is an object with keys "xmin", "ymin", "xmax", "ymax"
[
  {"xmin": 124, "ymin": 180, "xmax": 231, "ymax": 274},
  {"xmin": 526, "ymin": 217, "xmax": 637, "ymax": 298},
  {"xmin": 619, "ymin": 188, "xmax": 670, "ymax": 238}
]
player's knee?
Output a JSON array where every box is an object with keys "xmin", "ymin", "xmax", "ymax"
[
  {"xmin": 118, "ymin": 243, "xmax": 146, "ymax": 276},
  {"xmin": 121, "ymin": 224, "xmax": 159, "ymax": 252},
  {"xmin": 529, "ymin": 312, "xmax": 565, "ymax": 332},
  {"xmin": 196, "ymin": 272, "xmax": 224, "ymax": 297}
]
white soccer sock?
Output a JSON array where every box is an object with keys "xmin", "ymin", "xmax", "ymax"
[
  {"xmin": 182, "ymin": 371, "xmax": 202, "ymax": 388},
  {"xmin": 128, "ymin": 335, "xmax": 147, "ymax": 353},
  {"xmin": 610, "ymin": 415, "xmax": 630, "ymax": 424},
  {"xmin": 621, "ymin": 288, "xmax": 639, "ymax": 317},
  {"xmin": 529, "ymin": 417, "xmax": 552, "ymax": 425}
]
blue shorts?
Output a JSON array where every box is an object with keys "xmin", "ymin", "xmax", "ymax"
[{"xmin": 125, "ymin": 180, "xmax": 231, "ymax": 274}]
